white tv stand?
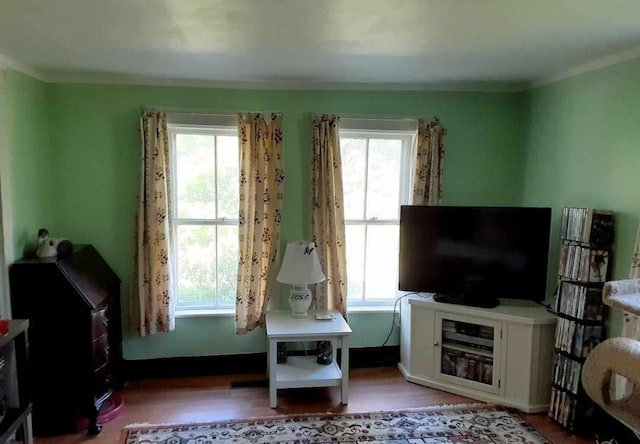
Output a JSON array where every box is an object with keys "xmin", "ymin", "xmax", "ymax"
[{"xmin": 399, "ymin": 295, "xmax": 556, "ymax": 413}]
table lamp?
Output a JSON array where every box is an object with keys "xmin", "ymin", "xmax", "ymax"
[{"xmin": 276, "ymin": 241, "xmax": 326, "ymax": 318}]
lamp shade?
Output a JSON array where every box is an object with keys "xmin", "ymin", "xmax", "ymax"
[{"xmin": 276, "ymin": 242, "xmax": 326, "ymax": 285}]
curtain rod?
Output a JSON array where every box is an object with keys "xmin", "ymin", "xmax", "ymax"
[
  {"xmin": 338, "ymin": 115, "xmax": 418, "ymax": 121},
  {"xmin": 145, "ymin": 108, "xmax": 435, "ymax": 121},
  {"xmin": 309, "ymin": 112, "xmax": 436, "ymax": 121},
  {"xmin": 145, "ymin": 106, "xmax": 282, "ymax": 115}
]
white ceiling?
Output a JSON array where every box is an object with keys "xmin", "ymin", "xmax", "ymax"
[{"xmin": 1, "ymin": 0, "xmax": 640, "ymax": 90}]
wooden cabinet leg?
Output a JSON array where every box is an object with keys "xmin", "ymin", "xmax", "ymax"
[{"xmin": 87, "ymin": 407, "xmax": 103, "ymax": 435}]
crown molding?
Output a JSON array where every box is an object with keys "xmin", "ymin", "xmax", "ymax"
[
  {"xmin": 45, "ymin": 71, "xmax": 525, "ymax": 93},
  {"xmin": 525, "ymin": 45, "xmax": 640, "ymax": 91},
  {"xmin": 0, "ymin": 53, "xmax": 49, "ymax": 82},
  {"xmin": 3, "ymin": 45, "xmax": 640, "ymax": 93}
]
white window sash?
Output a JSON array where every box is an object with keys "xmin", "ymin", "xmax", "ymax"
[
  {"xmin": 168, "ymin": 124, "xmax": 239, "ymax": 311},
  {"xmin": 345, "ymin": 220, "xmax": 399, "ymax": 225},
  {"xmin": 339, "ymin": 127, "xmax": 415, "ymax": 306},
  {"xmin": 174, "ymin": 219, "xmax": 239, "ymax": 225},
  {"xmin": 340, "ymin": 118, "xmax": 418, "ymax": 133}
]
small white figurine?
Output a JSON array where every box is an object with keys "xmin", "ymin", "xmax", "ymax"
[{"xmin": 35, "ymin": 228, "xmax": 73, "ymax": 258}]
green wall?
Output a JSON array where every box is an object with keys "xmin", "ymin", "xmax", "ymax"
[
  {"xmin": 4, "ymin": 70, "xmax": 54, "ymax": 260},
  {"xmin": 44, "ymin": 84, "xmax": 525, "ymax": 359},
  {"xmin": 520, "ymin": 58, "xmax": 640, "ymax": 335},
  {"xmin": 8, "ymin": 59, "xmax": 639, "ymax": 359}
]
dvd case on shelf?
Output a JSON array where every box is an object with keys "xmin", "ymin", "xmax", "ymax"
[
  {"xmin": 440, "ymin": 320, "xmax": 495, "ymax": 386},
  {"xmin": 550, "ymin": 207, "xmax": 613, "ymax": 434}
]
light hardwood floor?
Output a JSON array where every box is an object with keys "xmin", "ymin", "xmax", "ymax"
[{"xmin": 35, "ymin": 367, "xmax": 592, "ymax": 444}]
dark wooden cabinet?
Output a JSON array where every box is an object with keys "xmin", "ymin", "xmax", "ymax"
[
  {"xmin": 0, "ymin": 320, "xmax": 33, "ymax": 444},
  {"xmin": 9, "ymin": 245, "xmax": 122, "ymax": 436}
]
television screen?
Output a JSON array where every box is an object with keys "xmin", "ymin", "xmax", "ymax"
[{"xmin": 399, "ymin": 206, "xmax": 551, "ymax": 306}]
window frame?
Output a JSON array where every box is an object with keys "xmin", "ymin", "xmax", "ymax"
[
  {"xmin": 339, "ymin": 128, "xmax": 416, "ymax": 308},
  {"xmin": 168, "ymin": 123, "xmax": 239, "ymax": 313}
]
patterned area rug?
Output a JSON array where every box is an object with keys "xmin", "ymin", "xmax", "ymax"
[{"xmin": 121, "ymin": 404, "xmax": 549, "ymax": 443}]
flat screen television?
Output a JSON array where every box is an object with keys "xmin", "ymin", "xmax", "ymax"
[{"xmin": 399, "ymin": 206, "xmax": 551, "ymax": 308}]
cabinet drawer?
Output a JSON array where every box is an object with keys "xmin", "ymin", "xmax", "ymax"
[
  {"xmin": 93, "ymin": 364, "xmax": 112, "ymax": 400},
  {"xmin": 91, "ymin": 308, "xmax": 109, "ymax": 339},
  {"xmin": 92, "ymin": 335, "xmax": 110, "ymax": 370}
]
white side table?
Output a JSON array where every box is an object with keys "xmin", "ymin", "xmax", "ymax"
[{"xmin": 265, "ymin": 311, "xmax": 352, "ymax": 408}]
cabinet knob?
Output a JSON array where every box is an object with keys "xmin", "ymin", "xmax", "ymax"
[{"xmin": 434, "ymin": 342, "xmax": 439, "ymax": 347}]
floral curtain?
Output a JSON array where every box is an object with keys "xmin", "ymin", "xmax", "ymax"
[
  {"xmin": 133, "ymin": 110, "xmax": 175, "ymax": 336},
  {"xmin": 236, "ymin": 113, "xmax": 284, "ymax": 334},
  {"xmin": 310, "ymin": 115, "xmax": 347, "ymax": 318},
  {"xmin": 412, "ymin": 118, "xmax": 446, "ymax": 205}
]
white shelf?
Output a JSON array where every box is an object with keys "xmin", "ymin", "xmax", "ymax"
[
  {"xmin": 276, "ymin": 356, "xmax": 342, "ymax": 389},
  {"xmin": 438, "ymin": 371, "xmax": 494, "ymax": 390},
  {"xmin": 442, "ymin": 342, "xmax": 494, "ymax": 358}
]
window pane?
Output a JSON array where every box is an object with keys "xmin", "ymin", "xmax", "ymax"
[
  {"xmin": 366, "ymin": 139, "xmax": 402, "ymax": 219},
  {"xmin": 364, "ymin": 225, "xmax": 399, "ymax": 299},
  {"xmin": 345, "ymin": 224, "xmax": 365, "ymax": 300},
  {"xmin": 217, "ymin": 224, "xmax": 239, "ymax": 306},
  {"xmin": 340, "ymin": 138, "xmax": 366, "ymax": 219},
  {"xmin": 176, "ymin": 134, "xmax": 216, "ymax": 219},
  {"xmin": 217, "ymin": 135, "xmax": 239, "ymax": 219},
  {"xmin": 177, "ymin": 225, "xmax": 216, "ymax": 307}
]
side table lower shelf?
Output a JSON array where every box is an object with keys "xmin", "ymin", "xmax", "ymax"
[{"xmin": 276, "ymin": 356, "xmax": 342, "ymax": 389}]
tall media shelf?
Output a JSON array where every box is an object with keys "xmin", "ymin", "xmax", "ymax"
[{"xmin": 549, "ymin": 207, "xmax": 614, "ymax": 433}]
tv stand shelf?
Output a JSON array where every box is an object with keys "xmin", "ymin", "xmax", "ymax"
[{"xmin": 399, "ymin": 295, "xmax": 556, "ymax": 413}]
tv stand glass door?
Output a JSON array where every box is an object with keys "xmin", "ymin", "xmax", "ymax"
[{"xmin": 434, "ymin": 313, "xmax": 503, "ymax": 394}]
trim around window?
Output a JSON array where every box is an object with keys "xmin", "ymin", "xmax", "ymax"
[
  {"xmin": 175, "ymin": 308, "xmax": 235, "ymax": 318},
  {"xmin": 168, "ymin": 121, "xmax": 240, "ymax": 313},
  {"xmin": 340, "ymin": 127, "xmax": 416, "ymax": 308}
]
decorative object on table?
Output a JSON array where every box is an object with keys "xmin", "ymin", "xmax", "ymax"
[
  {"xmin": 316, "ymin": 340, "xmax": 333, "ymax": 365},
  {"xmin": 0, "ymin": 320, "xmax": 8, "ymax": 336},
  {"xmin": 35, "ymin": 228, "xmax": 73, "ymax": 258},
  {"xmin": 276, "ymin": 241, "xmax": 326, "ymax": 318},
  {"xmin": 121, "ymin": 404, "xmax": 549, "ymax": 444},
  {"xmin": 276, "ymin": 343, "xmax": 287, "ymax": 364},
  {"xmin": 315, "ymin": 311, "xmax": 336, "ymax": 320}
]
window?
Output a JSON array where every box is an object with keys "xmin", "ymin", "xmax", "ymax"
[
  {"xmin": 168, "ymin": 117, "xmax": 239, "ymax": 312},
  {"xmin": 340, "ymin": 122, "xmax": 415, "ymax": 306}
]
